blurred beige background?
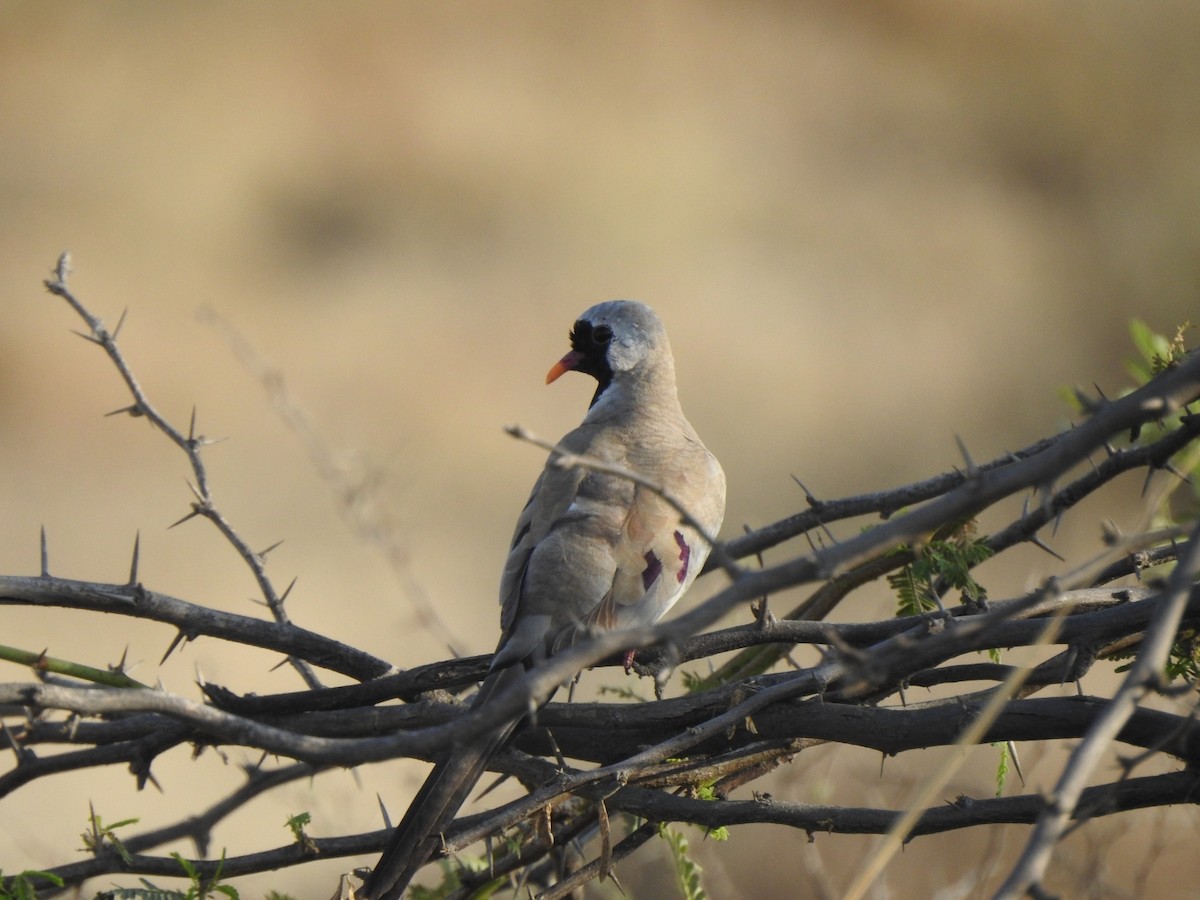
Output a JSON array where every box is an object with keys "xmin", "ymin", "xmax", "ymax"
[{"xmin": 2, "ymin": 2, "xmax": 1199, "ymax": 897}]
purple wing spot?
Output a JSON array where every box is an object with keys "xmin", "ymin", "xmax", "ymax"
[
  {"xmin": 642, "ymin": 550, "xmax": 663, "ymax": 591},
  {"xmin": 675, "ymin": 531, "xmax": 690, "ymax": 583}
]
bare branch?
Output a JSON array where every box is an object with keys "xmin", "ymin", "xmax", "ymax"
[{"xmin": 0, "ymin": 573, "xmax": 391, "ymax": 681}]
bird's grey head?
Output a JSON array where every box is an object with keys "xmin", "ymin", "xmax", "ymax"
[{"xmin": 546, "ymin": 301, "xmax": 674, "ymax": 408}]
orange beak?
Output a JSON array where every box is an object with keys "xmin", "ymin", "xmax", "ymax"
[{"xmin": 546, "ymin": 350, "xmax": 583, "ymax": 384}]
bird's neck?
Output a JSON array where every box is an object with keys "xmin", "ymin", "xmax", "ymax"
[{"xmin": 584, "ymin": 364, "xmax": 683, "ymax": 425}]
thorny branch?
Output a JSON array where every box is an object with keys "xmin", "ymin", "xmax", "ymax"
[
  {"xmin": 4, "ymin": 258, "xmax": 1200, "ymax": 897},
  {"xmin": 43, "ymin": 252, "xmax": 323, "ymax": 690},
  {"xmin": 996, "ymin": 520, "xmax": 1200, "ymax": 898}
]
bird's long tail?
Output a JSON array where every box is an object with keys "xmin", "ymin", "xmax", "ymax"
[{"xmin": 361, "ymin": 664, "xmax": 524, "ymax": 900}]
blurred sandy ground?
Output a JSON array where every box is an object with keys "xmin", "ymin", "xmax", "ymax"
[{"xmin": 2, "ymin": 2, "xmax": 1199, "ymax": 897}]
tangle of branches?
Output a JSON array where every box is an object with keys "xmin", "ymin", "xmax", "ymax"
[{"xmin": 3, "ymin": 255, "xmax": 1200, "ymax": 898}]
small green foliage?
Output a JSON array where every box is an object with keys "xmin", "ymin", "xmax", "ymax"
[
  {"xmin": 992, "ymin": 741, "xmax": 1011, "ymax": 797},
  {"xmin": 1079, "ymin": 318, "xmax": 1200, "ymax": 662},
  {"xmin": 889, "ymin": 522, "xmax": 992, "ymax": 616},
  {"xmin": 655, "ymin": 780, "xmax": 728, "ymax": 898},
  {"xmin": 410, "ymin": 876, "xmax": 457, "ymax": 900},
  {"xmin": 1110, "ymin": 318, "xmax": 1200, "ymax": 529},
  {"xmin": 1165, "ymin": 630, "xmax": 1200, "ymax": 682},
  {"xmin": 171, "ymin": 851, "xmax": 239, "ymax": 900},
  {"xmin": 1065, "ymin": 320, "xmax": 1200, "ymax": 527},
  {"xmin": 658, "ymin": 824, "xmax": 709, "ymax": 900},
  {"xmin": 80, "ymin": 803, "xmax": 139, "ymax": 864},
  {"xmin": 691, "ymin": 783, "xmax": 730, "ymax": 841},
  {"xmin": 100, "ymin": 852, "xmax": 239, "ymax": 900},
  {"xmin": 680, "ymin": 670, "xmax": 707, "ymax": 693},
  {"xmin": 285, "ymin": 811, "xmax": 311, "ymax": 841},
  {"xmin": 284, "ymin": 812, "xmax": 317, "ymax": 854},
  {"xmin": 1114, "ymin": 628, "xmax": 1200, "ymax": 684},
  {"xmin": 1126, "ymin": 318, "xmax": 1191, "ymax": 384},
  {"xmin": 0, "ymin": 870, "xmax": 64, "ymax": 899},
  {"xmin": 96, "ymin": 884, "xmax": 182, "ymax": 900}
]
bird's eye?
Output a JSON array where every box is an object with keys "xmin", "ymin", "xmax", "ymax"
[{"xmin": 593, "ymin": 325, "xmax": 613, "ymax": 345}]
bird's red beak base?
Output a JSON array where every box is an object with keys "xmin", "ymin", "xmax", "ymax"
[{"xmin": 546, "ymin": 350, "xmax": 583, "ymax": 384}]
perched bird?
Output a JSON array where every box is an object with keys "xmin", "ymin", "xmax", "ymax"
[{"xmin": 362, "ymin": 300, "xmax": 726, "ymax": 898}]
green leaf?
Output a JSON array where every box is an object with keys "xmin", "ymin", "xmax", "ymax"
[
  {"xmin": 889, "ymin": 560, "xmax": 931, "ymax": 616},
  {"xmin": 171, "ymin": 852, "xmax": 198, "ymax": 880},
  {"xmin": 993, "ymin": 741, "xmax": 1010, "ymax": 797},
  {"xmin": 680, "ymin": 670, "xmax": 706, "ymax": 693},
  {"xmin": 0, "ymin": 870, "xmax": 65, "ymax": 900},
  {"xmin": 81, "ymin": 805, "xmax": 140, "ymax": 866},
  {"xmin": 99, "ymin": 884, "xmax": 186, "ymax": 900},
  {"xmin": 1164, "ymin": 629, "xmax": 1200, "ymax": 682},
  {"xmin": 659, "ymin": 824, "xmax": 709, "ymax": 900},
  {"xmin": 889, "ymin": 523, "xmax": 992, "ymax": 617},
  {"xmin": 1129, "ymin": 318, "xmax": 1167, "ymax": 369},
  {"xmin": 1126, "ymin": 318, "xmax": 1193, "ymax": 384},
  {"xmin": 284, "ymin": 811, "xmax": 318, "ymax": 854},
  {"xmin": 285, "ymin": 811, "xmax": 311, "ymax": 838},
  {"xmin": 691, "ymin": 783, "xmax": 730, "ymax": 840}
]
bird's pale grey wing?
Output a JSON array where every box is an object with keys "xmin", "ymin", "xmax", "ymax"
[
  {"xmin": 494, "ymin": 454, "xmax": 598, "ymax": 665},
  {"xmin": 498, "ymin": 470, "xmax": 546, "ymax": 639}
]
